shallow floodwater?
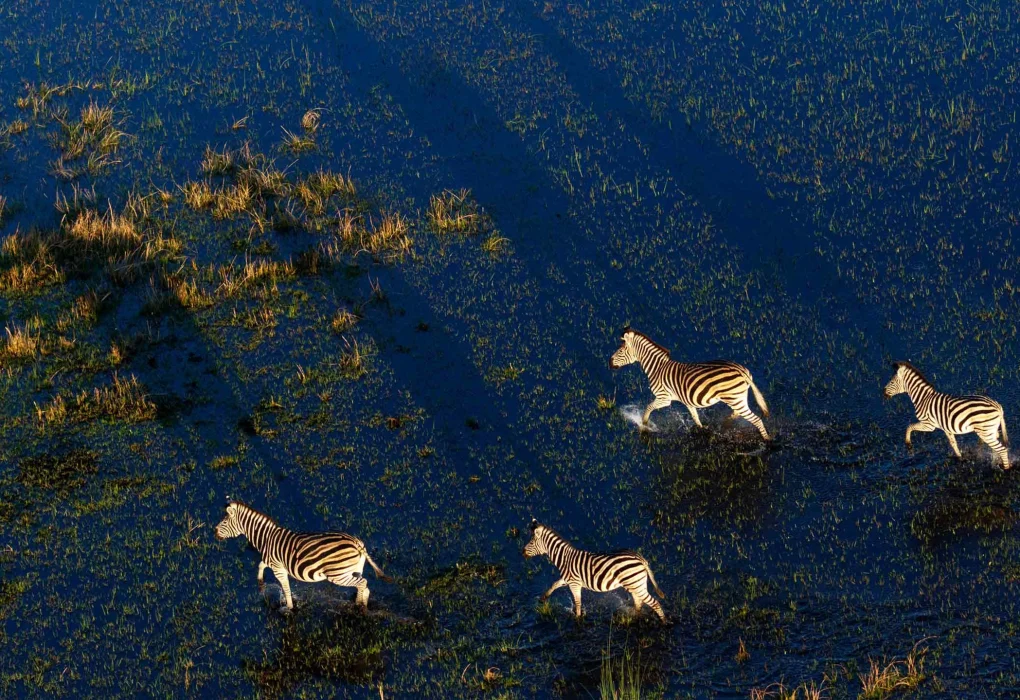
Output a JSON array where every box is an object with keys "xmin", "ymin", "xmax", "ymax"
[{"xmin": 1, "ymin": 1, "xmax": 1019, "ymax": 698}]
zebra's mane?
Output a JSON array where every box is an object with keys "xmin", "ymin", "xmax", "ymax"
[
  {"xmin": 628, "ymin": 329, "xmax": 671, "ymax": 358},
  {"xmin": 229, "ymin": 500, "xmax": 279, "ymax": 527},
  {"xmin": 536, "ymin": 523, "xmax": 573, "ymax": 548},
  {"xmin": 894, "ymin": 361, "xmax": 931, "ymax": 385}
]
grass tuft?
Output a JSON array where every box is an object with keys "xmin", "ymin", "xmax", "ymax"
[
  {"xmin": 37, "ymin": 373, "xmax": 157, "ymax": 425},
  {"xmin": 858, "ymin": 645, "xmax": 926, "ymax": 699}
]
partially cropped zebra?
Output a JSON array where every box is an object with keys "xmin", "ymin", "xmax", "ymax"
[
  {"xmin": 609, "ymin": 327, "xmax": 770, "ymax": 440},
  {"xmin": 523, "ymin": 519, "xmax": 667, "ymax": 623},
  {"xmin": 884, "ymin": 361, "xmax": 1010, "ymax": 469},
  {"xmin": 214, "ymin": 500, "xmax": 393, "ymax": 610}
]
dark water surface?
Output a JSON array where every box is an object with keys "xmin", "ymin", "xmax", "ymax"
[{"xmin": 1, "ymin": 0, "xmax": 1019, "ymax": 697}]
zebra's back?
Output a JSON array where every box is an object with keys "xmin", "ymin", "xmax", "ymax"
[
  {"xmin": 671, "ymin": 360, "xmax": 753, "ymax": 407},
  {"xmin": 928, "ymin": 393, "xmax": 1003, "ymax": 433},
  {"xmin": 279, "ymin": 531, "xmax": 366, "ymax": 583},
  {"xmin": 576, "ymin": 550, "xmax": 650, "ymax": 592}
]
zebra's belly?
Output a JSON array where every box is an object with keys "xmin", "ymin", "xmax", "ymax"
[
  {"xmin": 588, "ymin": 579, "xmax": 623, "ymax": 593},
  {"xmin": 683, "ymin": 396, "xmax": 720, "ymax": 409}
]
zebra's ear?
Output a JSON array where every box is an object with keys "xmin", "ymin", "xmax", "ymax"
[{"xmin": 529, "ymin": 518, "xmax": 538, "ymax": 531}]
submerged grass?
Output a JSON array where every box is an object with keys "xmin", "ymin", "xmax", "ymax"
[{"xmin": 36, "ymin": 373, "xmax": 157, "ymax": 425}]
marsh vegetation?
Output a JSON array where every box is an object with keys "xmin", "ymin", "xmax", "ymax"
[{"xmin": 1, "ymin": 0, "xmax": 1018, "ymax": 697}]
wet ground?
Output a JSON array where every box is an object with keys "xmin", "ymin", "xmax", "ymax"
[{"xmin": 1, "ymin": 1, "xmax": 1019, "ymax": 697}]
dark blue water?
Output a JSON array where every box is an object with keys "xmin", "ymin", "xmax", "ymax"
[{"xmin": 2, "ymin": 0, "xmax": 1019, "ymax": 697}]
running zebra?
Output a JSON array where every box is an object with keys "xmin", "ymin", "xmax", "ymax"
[
  {"xmin": 214, "ymin": 500, "xmax": 393, "ymax": 610},
  {"xmin": 522, "ymin": 519, "xmax": 667, "ymax": 623},
  {"xmin": 609, "ymin": 327, "xmax": 770, "ymax": 440},
  {"xmin": 884, "ymin": 361, "xmax": 1010, "ymax": 469}
]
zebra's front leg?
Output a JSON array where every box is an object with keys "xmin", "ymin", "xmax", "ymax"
[
  {"xmin": 569, "ymin": 583, "xmax": 583, "ymax": 619},
  {"xmin": 905, "ymin": 422, "xmax": 934, "ymax": 448},
  {"xmin": 685, "ymin": 404, "xmax": 705, "ymax": 429},
  {"xmin": 945, "ymin": 432, "xmax": 962, "ymax": 459},
  {"xmin": 642, "ymin": 396, "xmax": 672, "ymax": 426},
  {"xmin": 257, "ymin": 561, "xmax": 269, "ymax": 591},
  {"xmin": 273, "ymin": 566, "xmax": 294, "ymax": 610},
  {"xmin": 540, "ymin": 578, "xmax": 566, "ymax": 602}
]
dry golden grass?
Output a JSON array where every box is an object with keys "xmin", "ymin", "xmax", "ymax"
[
  {"xmin": 182, "ymin": 180, "xmax": 215, "ymax": 210},
  {"xmin": 54, "ymin": 184, "xmax": 97, "ymax": 219},
  {"xmin": 37, "ymin": 373, "xmax": 156, "ymax": 425},
  {"xmin": 0, "ymin": 230, "xmax": 64, "ymax": 293},
  {"xmin": 280, "ymin": 128, "xmax": 315, "ymax": 154},
  {"xmin": 53, "ymin": 99, "xmax": 126, "ymax": 177},
  {"xmin": 2, "ymin": 119, "xmax": 29, "ymax": 137},
  {"xmin": 239, "ymin": 306, "xmax": 276, "ymax": 333},
  {"xmin": 858, "ymin": 647, "xmax": 925, "ymax": 699},
  {"xmin": 337, "ymin": 338, "xmax": 371, "ymax": 379},
  {"xmin": 56, "ymin": 288, "xmax": 109, "ymax": 331},
  {"xmin": 331, "ymin": 308, "xmax": 360, "ymax": 334},
  {"xmin": 427, "ymin": 188, "xmax": 485, "ymax": 235},
  {"xmin": 201, "ymin": 145, "xmax": 237, "ymax": 177},
  {"xmin": 236, "ymin": 162, "xmax": 289, "ymax": 199},
  {"xmin": 217, "ymin": 258, "xmax": 295, "ymax": 297},
  {"xmin": 319, "ymin": 210, "xmax": 412, "ymax": 261},
  {"xmin": 65, "ymin": 206, "xmax": 141, "ymax": 253},
  {"xmin": 15, "ymin": 80, "xmax": 89, "ymax": 117},
  {"xmin": 4, "ymin": 322, "xmax": 42, "ymax": 359},
  {"xmin": 749, "ymin": 681, "xmax": 826, "ymax": 700},
  {"xmin": 481, "ymin": 233, "xmax": 510, "ymax": 257},
  {"xmin": 366, "ymin": 212, "xmax": 412, "ymax": 258}
]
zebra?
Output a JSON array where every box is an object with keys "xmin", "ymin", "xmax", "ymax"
[
  {"xmin": 884, "ymin": 361, "xmax": 1010, "ymax": 469},
  {"xmin": 214, "ymin": 500, "xmax": 393, "ymax": 610},
  {"xmin": 522, "ymin": 519, "xmax": 667, "ymax": 623},
  {"xmin": 609, "ymin": 327, "xmax": 770, "ymax": 440}
]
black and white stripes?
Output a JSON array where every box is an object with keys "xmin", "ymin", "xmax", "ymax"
[
  {"xmin": 609, "ymin": 327, "xmax": 770, "ymax": 440},
  {"xmin": 884, "ymin": 361, "xmax": 1011, "ymax": 469},
  {"xmin": 214, "ymin": 500, "xmax": 392, "ymax": 609},
  {"xmin": 523, "ymin": 519, "xmax": 667, "ymax": 623}
]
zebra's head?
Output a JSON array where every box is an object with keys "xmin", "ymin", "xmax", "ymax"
[
  {"xmin": 609, "ymin": 328, "xmax": 638, "ymax": 370},
  {"xmin": 522, "ymin": 518, "xmax": 548, "ymax": 558},
  {"xmin": 214, "ymin": 501, "xmax": 244, "ymax": 541},
  {"xmin": 883, "ymin": 362, "xmax": 909, "ymax": 399}
]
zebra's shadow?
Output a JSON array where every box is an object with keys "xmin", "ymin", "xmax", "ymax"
[
  {"xmin": 904, "ymin": 453, "xmax": 1020, "ymax": 546},
  {"xmin": 645, "ymin": 427, "xmax": 780, "ymax": 532},
  {"xmin": 246, "ymin": 587, "xmax": 430, "ymax": 693}
]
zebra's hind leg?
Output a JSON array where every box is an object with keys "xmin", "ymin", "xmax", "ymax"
[
  {"xmin": 569, "ymin": 583, "xmax": 583, "ymax": 619},
  {"xmin": 330, "ymin": 572, "xmax": 370, "ymax": 609},
  {"xmin": 685, "ymin": 404, "xmax": 705, "ymax": 429},
  {"xmin": 975, "ymin": 428, "xmax": 1011, "ymax": 470},
  {"xmin": 723, "ymin": 396, "xmax": 770, "ymax": 441},
  {"xmin": 629, "ymin": 585, "xmax": 667, "ymax": 623},
  {"xmin": 945, "ymin": 432, "xmax": 962, "ymax": 459}
]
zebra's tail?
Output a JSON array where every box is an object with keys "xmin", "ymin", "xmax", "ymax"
[
  {"xmin": 749, "ymin": 379, "xmax": 770, "ymax": 418},
  {"xmin": 1001, "ymin": 411, "xmax": 1009, "ymax": 446},
  {"xmin": 364, "ymin": 550, "xmax": 394, "ymax": 583},
  {"xmin": 646, "ymin": 564, "xmax": 665, "ymax": 599}
]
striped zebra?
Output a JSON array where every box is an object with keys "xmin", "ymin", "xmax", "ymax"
[
  {"xmin": 523, "ymin": 519, "xmax": 667, "ymax": 623},
  {"xmin": 609, "ymin": 327, "xmax": 770, "ymax": 440},
  {"xmin": 214, "ymin": 500, "xmax": 393, "ymax": 610},
  {"xmin": 884, "ymin": 361, "xmax": 1010, "ymax": 469}
]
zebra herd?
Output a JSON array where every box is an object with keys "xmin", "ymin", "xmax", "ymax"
[{"xmin": 215, "ymin": 327, "xmax": 1012, "ymax": 623}]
